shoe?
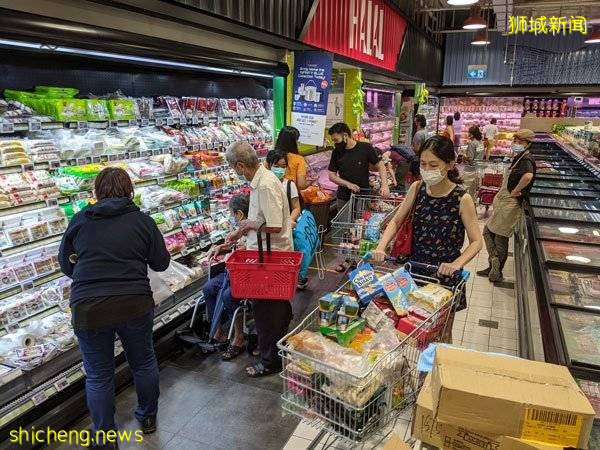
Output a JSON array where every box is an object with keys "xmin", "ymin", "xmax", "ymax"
[
  {"xmin": 139, "ymin": 416, "xmax": 157, "ymax": 434},
  {"xmin": 297, "ymin": 277, "xmax": 308, "ymax": 290},
  {"xmin": 476, "ymin": 267, "xmax": 491, "ymax": 277},
  {"xmin": 86, "ymin": 430, "xmax": 119, "ymax": 449},
  {"xmin": 488, "ymin": 257, "xmax": 501, "ymax": 282}
]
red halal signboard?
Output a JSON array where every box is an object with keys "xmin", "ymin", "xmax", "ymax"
[{"xmin": 302, "ymin": 0, "xmax": 407, "ymax": 72}]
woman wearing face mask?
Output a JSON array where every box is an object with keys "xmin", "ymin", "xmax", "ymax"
[
  {"xmin": 372, "ymin": 136, "xmax": 482, "ymax": 312},
  {"xmin": 478, "ymin": 129, "xmax": 536, "ymax": 283},
  {"xmin": 266, "ymin": 150, "xmax": 302, "ymax": 229},
  {"xmin": 203, "ymin": 193, "xmax": 250, "ymax": 360}
]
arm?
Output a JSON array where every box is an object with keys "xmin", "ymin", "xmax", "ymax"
[
  {"xmin": 372, "ymin": 182, "xmax": 421, "ymax": 261},
  {"xmin": 439, "ymin": 194, "xmax": 482, "ymax": 275},
  {"xmin": 295, "ymin": 158, "xmax": 310, "ymax": 190},
  {"xmin": 290, "ymin": 197, "xmax": 301, "ymax": 226},
  {"xmin": 377, "ymin": 160, "xmax": 390, "ymax": 197},
  {"xmin": 147, "ymin": 220, "xmax": 171, "ymax": 272},
  {"xmin": 510, "ymin": 172, "xmax": 534, "ymax": 198},
  {"xmin": 58, "ymin": 232, "xmax": 76, "ymax": 277},
  {"xmin": 328, "ymin": 170, "xmax": 360, "ymax": 192}
]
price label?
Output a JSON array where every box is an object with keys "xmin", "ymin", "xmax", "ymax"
[
  {"xmin": 190, "ymin": 144, "xmax": 198, "ymax": 151},
  {"xmin": 152, "ymin": 322, "xmax": 161, "ymax": 332},
  {"xmin": 117, "ymin": 153, "xmax": 126, "ymax": 160},
  {"xmin": 31, "ymin": 390, "xmax": 49, "ymax": 406},
  {"xmin": 166, "ymin": 118, "xmax": 174, "ymax": 126},
  {"xmin": 77, "ymin": 191, "xmax": 90, "ymax": 200},
  {"xmin": 155, "ymin": 118, "xmax": 164, "ymax": 127},
  {"xmin": 181, "ymin": 248, "xmax": 190, "ymax": 256},
  {"xmin": 128, "ymin": 119, "xmax": 137, "ymax": 127},
  {"xmin": 108, "ymin": 154, "xmax": 118, "ymax": 161},
  {"xmin": 28, "ymin": 120, "xmax": 42, "ymax": 132},
  {"xmin": 92, "ymin": 156, "xmax": 102, "ymax": 163},
  {"xmin": 178, "ymin": 305, "xmax": 188, "ymax": 314},
  {"xmin": 53, "ymin": 377, "xmax": 70, "ymax": 392},
  {"xmin": 178, "ymin": 146, "xmax": 186, "ymax": 153},
  {"xmin": 48, "ymin": 160, "xmax": 61, "ymax": 169},
  {"xmin": 76, "ymin": 121, "xmax": 88, "ymax": 130},
  {"xmin": 157, "ymin": 177, "xmax": 165, "ymax": 184},
  {"xmin": 5, "ymin": 322, "xmax": 20, "ymax": 333},
  {"xmin": 177, "ymin": 173, "xmax": 185, "ymax": 180},
  {"xmin": 1, "ymin": 122, "xmax": 15, "ymax": 134},
  {"xmin": 191, "ymin": 117, "xmax": 199, "ymax": 125},
  {"xmin": 207, "ymin": 142, "xmax": 214, "ymax": 149},
  {"xmin": 21, "ymin": 163, "xmax": 34, "ymax": 172},
  {"xmin": 58, "ymin": 298, "xmax": 69, "ymax": 310},
  {"xmin": 166, "ymin": 147, "xmax": 173, "ymax": 155},
  {"xmin": 108, "ymin": 120, "xmax": 119, "ymax": 128},
  {"xmin": 140, "ymin": 118, "xmax": 149, "ymax": 127},
  {"xmin": 76, "ymin": 158, "xmax": 88, "ymax": 166},
  {"xmin": 129, "ymin": 151, "xmax": 139, "ymax": 159},
  {"xmin": 161, "ymin": 317, "xmax": 171, "ymax": 325},
  {"xmin": 153, "ymin": 149, "xmax": 162, "ymax": 156},
  {"xmin": 45, "ymin": 198, "xmax": 58, "ymax": 207}
]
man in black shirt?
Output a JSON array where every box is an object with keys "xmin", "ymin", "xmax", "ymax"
[
  {"xmin": 328, "ymin": 122, "xmax": 389, "ymax": 272},
  {"xmin": 478, "ymin": 129, "xmax": 536, "ymax": 283}
]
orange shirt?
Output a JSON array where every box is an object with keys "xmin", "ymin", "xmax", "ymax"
[{"xmin": 284, "ymin": 153, "xmax": 307, "ymax": 184}]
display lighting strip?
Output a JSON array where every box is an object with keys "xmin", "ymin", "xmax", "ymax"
[{"xmin": 0, "ymin": 39, "xmax": 274, "ymax": 78}]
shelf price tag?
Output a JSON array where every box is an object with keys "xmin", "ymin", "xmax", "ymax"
[
  {"xmin": 128, "ymin": 119, "xmax": 137, "ymax": 127},
  {"xmin": 108, "ymin": 120, "xmax": 119, "ymax": 128},
  {"xmin": 92, "ymin": 156, "xmax": 102, "ymax": 163},
  {"xmin": 191, "ymin": 117, "xmax": 199, "ymax": 125},
  {"xmin": 31, "ymin": 390, "xmax": 49, "ymax": 406},
  {"xmin": 108, "ymin": 154, "xmax": 118, "ymax": 162},
  {"xmin": 155, "ymin": 118, "xmax": 164, "ymax": 127},
  {"xmin": 21, "ymin": 163, "xmax": 34, "ymax": 172},
  {"xmin": 140, "ymin": 118, "xmax": 149, "ymax": 127},
  {"xmin": 45, "ymin": 198, "xmax": 58, "ymax": 207},
  {"xmin": 76, "ymin": 121, "xmax": 88, "ymax": 130},
  {"xmin": 76, "ymin": 158, "xmax": 88, "ymax": 166},
  {"xmin": 48, "ymin": 160, "xmax": 61, "ymax": 169},
  {"xmin": 166, "ymin": 118, "xmax": 174, "ymax": 126},
  {"xmin": 1, "ymin": 122, "xmax": 15, "ymax": 134},
  {"xmin": 53, "ymin": 377, "xmax": 70, "ymax": 392},
  {"xmin": 157, "ymin": 177, "xmax": 165, "ymax": 185},
  {"xmin": 5, "ymin": 322, "xmax": 20, "ymax": 334},
  {"xmin": 28, "ymin": 120, "xmax": 42, "ymax": 132}
]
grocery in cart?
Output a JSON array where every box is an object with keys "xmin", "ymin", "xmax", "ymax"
[
  {"xmin": 330, "ymin": 194, "xmax": 404, "ymax": 258},
  {"xmin": 277, "ymin": 256, "xmax": 469, "ymax": 447}
]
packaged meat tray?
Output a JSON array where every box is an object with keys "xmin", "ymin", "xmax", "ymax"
[
  {"xmin": 533, "ymin": 207, "xmax": 600, "ymax": 224},
  {"xmin": 541, "ymin": 240, "xmax": 600, "ymax": 268},
  {"xmin": 529, "ymin": 197, "xmax": 600, "ymax": 211},
  {"xmin": 537, "ymin": 222, "xmax": 600, "ymax": 245},
  {"xmin": 557, "ymin": 309, "xmax": 600, "ymax": 367},
  {"xmin": 547, "ymin": 269, "xmax": 600, "ymax": 309}
]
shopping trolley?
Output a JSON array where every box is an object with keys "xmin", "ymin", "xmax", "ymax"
[
  {"xmin": 330, "ymin": 194, "xmax": 404, "ymax": 258},
  {"xmin": 477, "ymin": 161, "xmax": 505, "ymax": 215},
  {"xmin": 277, "ymin": 256, "xmax": 469, "ymax": 448}
]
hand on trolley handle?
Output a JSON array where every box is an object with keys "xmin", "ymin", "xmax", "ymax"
[{"xmin": 362, "ymin": 251, "xmax": 470, "ymax": 283}]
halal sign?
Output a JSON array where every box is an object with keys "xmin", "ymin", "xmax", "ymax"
[{"xmin": 349, "ymin": 0, "xmax": 385, "ymax": 61}]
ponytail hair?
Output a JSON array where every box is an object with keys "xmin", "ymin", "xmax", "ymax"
[{"xmin": 420, "ymin": 135, "xmax": 463, "ymax": 184}]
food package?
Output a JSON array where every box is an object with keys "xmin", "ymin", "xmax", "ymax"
[
  {"xmin": 409, "ymin": 283, "xmax": 452, "ymax": 313},
  {"xmin": 379, "ymin": 273, "xmax": 411, "ymax": 316},
  {"xmin": 348, "ymin": 264, "xmax": 384, "ymax": 305},
  {"xmin": 107, "ymin": 99, "xmax": 136, "ymax": 121},
  {"xmin": 364, "ymin": 212, "xmax": 386, "ymax": 241},
  {"xmin": 362, "ymin": 300, "xmax": 395, "ymax": 332},
  {"xmin": 85, "ymin": 99, "xmax": 109, "ymax": 121}
]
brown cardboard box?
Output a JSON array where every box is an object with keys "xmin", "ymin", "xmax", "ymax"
[
  {"xmin": 431, "ymin": 346, "xmax": 595, "ymax": 449},
  {"xmin": 499, "ymin": 436, "xmax": 563, "ymax": 450},
  {"xmin": 382, "ymin": 433, "xmax": 412, "ymax": 450},
  {"xmin": 413, "ymin": 374, "xmax": 503, "ymax": 450}
]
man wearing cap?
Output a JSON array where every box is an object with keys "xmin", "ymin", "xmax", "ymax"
[{"xmin": 478, "ymin": 129, "xmax": 536, "ymax": 283}]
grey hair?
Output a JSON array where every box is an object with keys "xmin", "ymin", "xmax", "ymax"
[
  {"xmin": 226, "ymin": 141, "xmax": 259, "ymax": 168},
  {"xmin": 228, "ymin": 193, "xmax": 250, "ymax": 217}
]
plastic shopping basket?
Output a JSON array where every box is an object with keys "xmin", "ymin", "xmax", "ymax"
[{"xmin": 226, "ymin": 229, "xmax": 303, "ymax": 301}]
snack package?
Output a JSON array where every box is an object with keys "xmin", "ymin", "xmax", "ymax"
[
  {"xmin": 348, "ymin": 264, "xmax": 383, "ymax": 305},
  {"xmin": 379, "ymin": 273, "xmax": 411, "ymax": 316},
  {"xmin": 409, "ymin": 283, "xmax": 453, "ymax": 312},
  {"xmin": 392, "ymin": 267, "xmax": 417, "ymax": 293}
]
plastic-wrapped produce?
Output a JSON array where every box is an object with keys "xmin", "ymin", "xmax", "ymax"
[{"xmin": 135, "ymin": 185, "xmax": 187, "ymax": 210}]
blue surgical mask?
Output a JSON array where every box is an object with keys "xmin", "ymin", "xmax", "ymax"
[
  {"xmin": 271, "ymin": 167, "xmax": 286, "ymax": 180},
  {"xmin": 512, "ymin": 143, "xmax": 525, "ymax": 154}
]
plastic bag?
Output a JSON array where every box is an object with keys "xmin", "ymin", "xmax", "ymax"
[{"xmin": 149, "ymin": 268, "xmax": 173, "ymax": 305}]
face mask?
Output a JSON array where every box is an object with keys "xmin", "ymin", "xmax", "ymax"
[
  {"xmin": 420, "ymin": 168, "xmax": 445, "ymax": 186},
  {"xmin": 512, "ymin": 143, "xmax": 525, "ymax": 154},
  {"xmin": 271, "ymin": 167, "xmax": 286, "ymax": 180}
]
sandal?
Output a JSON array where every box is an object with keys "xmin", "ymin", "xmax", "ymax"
[
  {"xmin": 246, "ymin": 362, "xmax": 279, "ymax": 378},
  {"xmin": 222, "ymin": 344, "xmax": 245, "ymax": 361}
]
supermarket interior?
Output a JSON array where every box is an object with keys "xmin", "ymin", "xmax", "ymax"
[{"xmin": 0, "ymin": 1, "xmax": 599, "ymax": 449}]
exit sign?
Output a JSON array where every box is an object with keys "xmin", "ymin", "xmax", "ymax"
[{"xmin": 467, "ymin": 64, "xmax": 488, "ymax": 79}]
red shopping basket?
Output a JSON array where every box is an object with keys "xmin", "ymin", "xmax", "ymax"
[{"xmin": 226, "ymin": 231, "xmax": 303, "ymax": 301}]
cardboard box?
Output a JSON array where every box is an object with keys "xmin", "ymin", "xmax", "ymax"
[
  {"xmin": 413, "ymin": 374, "xmax": 503, "ymax": 450},
  {"xmin": 382, "ymin": 433, "xmax": 412, "ymax": 450},
  {"xmin": 431, "ymin": 346, "xmax": 595, "ymax": 449},
  {"xmin": 499, "ymin": 436, "xmax": 562, "ymax": 450}
]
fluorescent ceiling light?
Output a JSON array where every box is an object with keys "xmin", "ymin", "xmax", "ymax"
[
  {"xmin": 0, "ymin": 38, "xmax": 274, "ymax": 78},
  {"xmin": 558, "ymin": 227, "xmax": 579, "ymax": 234},
  {"xmin": 448, "ymin": 0, "xmax": 478, "ymax": 5},
  {"xmin": 566, "ymin": 255, "xmax": 591, "ymax": 264},
  {"xmin": 471, "ymin": 31, "xmax": 491, "ymax": 45}
]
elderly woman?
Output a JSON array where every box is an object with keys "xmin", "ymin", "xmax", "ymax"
[
  {"xmin": 478, "ymin": 129, "xmax": 536, "ymax": 282},
  {"xmin": 225, "ymin": 141, "xmax": 294, "ymax": 377}
]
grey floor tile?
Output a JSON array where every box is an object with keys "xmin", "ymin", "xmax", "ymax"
[{"xmin": 165, "ymin": 435, "xmax": 227, "ymax": 450}]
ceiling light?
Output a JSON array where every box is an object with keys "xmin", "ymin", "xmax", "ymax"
[
  {"xmin": 471, "ymin": 30, "xmax": 491, "ymax": 45},
  {"xmin": 448, "ymin": 0, "xmax": 478, "ymax": 5},
  {"xmin": 558, "ymin": 227, "xmax": 579, "ymax": 234},
  {"xmin": 585, "ymin": 27, "xmax": 600, "ymax": 44},
  {"xmin": 566, "ymin": 255, "xmax": 591, "ymax": 264},
  {"xmin": 463, "ymin": 6, "xmax": 487, "ymax": 30}
]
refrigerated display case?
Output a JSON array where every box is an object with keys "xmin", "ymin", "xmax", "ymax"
[
  {"xmin": 516, "ymin": 134, "xmax": 600, "ymax": 408},
  {"xmin": 362, "ymin": 88, "xmax": 396, "ymax": 151}
]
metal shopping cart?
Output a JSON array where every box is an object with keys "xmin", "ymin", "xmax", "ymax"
[
  {"xmin": 477, "ymin": 161, "xmax": 506, "ymax": 215},
  {"xmin": 277, "ymin": 258, "xmax": 469, "ymax": 449},
  {"xmin": 330, "ymin": 194, "xmax": 404, "ymax": 258}
]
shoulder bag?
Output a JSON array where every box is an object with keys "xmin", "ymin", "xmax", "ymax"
[{"xmin": 390, "ymin": 181, "xmax": 422, "ymax": 257}]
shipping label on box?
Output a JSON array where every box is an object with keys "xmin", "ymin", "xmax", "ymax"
[{"xmin": 431, "ymin": 346, "xmax": 595, "ymax": 449}]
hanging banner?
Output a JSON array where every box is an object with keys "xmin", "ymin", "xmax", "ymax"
[
  {"xmin": 291, "ymin": 51, "xmax": 333, "ymax": 146},
  {"xmin": 302, "ymin": 0, "xmax": 407, "ymax": 72}
]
